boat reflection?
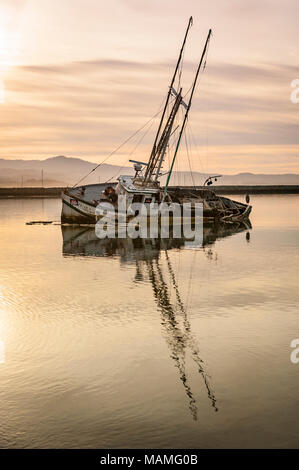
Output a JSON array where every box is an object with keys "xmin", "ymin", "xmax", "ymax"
[
  {"xmin": 62, "ymin": 221, "xmax": 251, "ymax": 260},
  {"xmin": 61, "ymin": 221, "xmax": 250, "ymax": 419}
]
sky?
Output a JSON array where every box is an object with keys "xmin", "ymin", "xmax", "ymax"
[{"xmin": 0, "ymin": 0, "xmax": 298, "ymax": 174}]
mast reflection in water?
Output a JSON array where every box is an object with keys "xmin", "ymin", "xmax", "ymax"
[{"xmin": 62, "ymin": 221, "xmax": 251, "ymax": 420}]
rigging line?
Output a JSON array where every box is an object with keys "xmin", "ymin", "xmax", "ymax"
[
  {"xmin": 167, "ymin": 125, "xmax": 179, "ymax": 158},
  {"xmin": 159, "ymin": 92, "xmax": 180, "ymax": 183},
  {"xmin": 177, "ymin": 105, "xmax": 187, "ymax": 185},
  {"xmin": 177, "ymin": 38, "xmax": 186, "ymax": 91},
  {"xmin": 175, "ymin": 106, "xmax": 182, "ymax": 185},
  {"xmin": 104, "ymin": 117, "xmax": 157, "ymax": 184},
  {"xmin": 165, "ymin": 129, "xmax": 178, "ymax": 174},
  {"xmin": 193, "ymin": 39, "xmax": 211, "ymax": 176},
  {"xmin": 182, "ymin": 38, "xmax": 211, "ymax": 101},
  {"xmin": 174, "ymin": 106, "xmax": 183, "ymax": 186},
  {"xmin": 164, "ymin": 110, "xmax": 179, "ymax": 178},
  {"xmin": 71, "ymin": 98, "xmax": 166, "ymax": 189},
  {"xmin": 182, "ymin": 71, "xmax": 202, "ymax": 100},
  {"xmin": 188, "ymin": 123, "xmax": 197, "ymax": 187},
  {"xmin": 104, "ymin": 161, "xmax": 128, "ymax": 185},
  {"xmin": 188, "ymin": 121, "xmax": 206, "ymax": 178},
  {"xmin": 185, "ymin": 124, "xmax": 195, "ymax": 186},
  {"xmin": 159, "ymin": 126, "xmax": 178, "ymax": 186},
  {"xmin": 163, "ymin": 29, "xmax": 212, "ymax": 199},
  {"xmin": 184, "ymin": 120, "xmax": 195, "ymax": 188},
  {"xmin": 166, "ymin": 131, "xmax": 174, "ymax": 175},
  {"xmin": 204, "ymin": 40, "xmax": 211, "ymax": 176},
  {"xmin": 129, "ymin": 116, "xmax": 157, "ymax": 156}
]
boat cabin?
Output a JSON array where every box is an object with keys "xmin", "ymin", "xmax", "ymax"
[{"xmin": 116, "ymin": 175, "xmax": 160, "ymax": 205}]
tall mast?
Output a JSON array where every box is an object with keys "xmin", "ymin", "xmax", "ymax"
[
  {"xmin": 143, "ymin": 16, "xmax": 193, "ymax": 183},
  {"xmin": 162, "ymin": 29, "xmax": 212, "ymax": 200},
  {"xmin": 144, "ymin": 90, "xmax": 182, "ymax": 184}
]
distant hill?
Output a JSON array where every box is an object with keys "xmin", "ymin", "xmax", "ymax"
[
  {"xmin": 0, "ymin": 156, "xmax": 134, "ymax": 187},
  {"xmin": 0, "ymin": 155, "xmax": 299, "ymax": 187}
]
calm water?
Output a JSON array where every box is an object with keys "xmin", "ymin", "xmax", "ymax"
[{"xmin": 0, "ymin": 195, "xmax": 298, "ymax": 448}]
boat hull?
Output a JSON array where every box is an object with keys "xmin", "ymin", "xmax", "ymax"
[
  {"xmin": 61, "ymin": 186, "xmax": 252, "ymax": 225},
  {"xmin": 61, "ymin": 191, "xmax": 96, "ymax": 224}
]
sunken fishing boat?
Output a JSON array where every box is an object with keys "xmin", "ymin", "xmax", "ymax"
[{"xmin": 61, "ymin": 17, "xmax": 252, "ymax": 225}]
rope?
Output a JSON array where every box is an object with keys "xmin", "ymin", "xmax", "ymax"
[
  {"xmin": 188, "ymin": 120, "xmax": 206, "ymax": 179},
  {"xmin": 177, "ymin": 39, "xmax": 185, "ymax": 91},
  {"xmin": 182, "ymin": 35, "xmax": 211, "ymax": 102},
  {"xmin": 71, "ymin": 99, "xmax": 165, "ymax": 188},
  {"xmin": 184, "ymin": 120, "xmax": 195, "ymax": 188},
  {"xmin": 75, "ymin": 33, "xmax": 212, "ymax": 190},
  {"xmin": 104, "ymin": 117, "xmax": 157, "ymax": 184}
]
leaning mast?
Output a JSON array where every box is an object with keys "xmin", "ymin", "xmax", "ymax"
[
  {"xmin": 162, "ymin": 29, "xmax": 212, "ymax": 201},
  {"xmin": 142, "ymin": 16, "xmax": 193, "ymax": 185}
]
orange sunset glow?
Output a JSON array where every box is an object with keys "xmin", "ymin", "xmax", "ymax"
[{"xmin": 0, "ymin": 0, "xmax": 298, "ymax": 174}]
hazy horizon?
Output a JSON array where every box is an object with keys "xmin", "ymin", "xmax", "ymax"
[{"xmin": 1, "ymin": 155, "xmax": 299, "ymax": 187}]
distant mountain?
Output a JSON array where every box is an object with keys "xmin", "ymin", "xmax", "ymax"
[
  {"xmin": 0, "ymin": 156, "xmax": 134, "ymax": 187},
  {"xmin": 0, "ymin": 155, "xmax": 299, "ymax": 187}
]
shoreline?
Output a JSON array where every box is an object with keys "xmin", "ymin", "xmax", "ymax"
[{"xmin": 1, "ymin": 185, "xmax": 299, "ymax": 199}]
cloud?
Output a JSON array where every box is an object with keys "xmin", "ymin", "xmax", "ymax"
[{"xmin": 1, "ymin": 53, "xmax": 299, "ymax": 171}]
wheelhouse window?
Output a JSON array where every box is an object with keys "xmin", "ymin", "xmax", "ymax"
[{"xmin": 132, "ymin": 194, "xmax": 143, "ymax": 203}]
